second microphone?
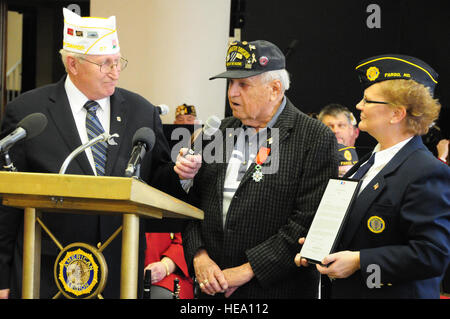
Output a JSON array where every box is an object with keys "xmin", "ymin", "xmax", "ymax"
[{"xmin": 124, "ymin": 127, "xmax": 155, "ymax": 178}]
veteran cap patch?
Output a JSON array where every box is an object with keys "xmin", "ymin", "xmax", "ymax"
[
  {"xmin": 338, "ymin": 144, "xmax": 358, "ymax": 166},
  {"xmin": 210, "ymin": 40, "xmax": 285, "ymax": 80},
  {"xmin": 176, "ymin": 103, "xmax": 197, "ymax": 117},
  {"xmin": 355, "ymin": 54, "xmax": 438, "ymax": 95}
]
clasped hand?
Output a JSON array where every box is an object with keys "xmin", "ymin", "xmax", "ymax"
[{"xmin": 193, "ymin": 249, "xmax": 254, "ymax": 298}]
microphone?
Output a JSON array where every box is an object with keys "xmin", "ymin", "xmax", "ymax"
[
  {"xmin": 143, "ymin": 269, "xmax": 151, "ymax": 299},
  {"xmin": 124, "ymin": 127, "xmax": 155, "ymax": 178},
  {"xmin": 186, "ymin": 115, "xmax": 221, "ymax": 156},
  {"xmin": 284, "ymin": 39, "xmax": 299, "ymax": 59},
  {"xmin": 0, "ymin": 112, "xmax": 48, "ymax": 154},
  {"xmin": 59, "ymin": 132, "xmax": 119, "ymax": 174},
  {"xmin": 173, "ymin": 278, "xmax": 180, "ymax": 299},
  {"xmin": 156, "ymin": 104, "xmax": 169, "ymax": 116}
]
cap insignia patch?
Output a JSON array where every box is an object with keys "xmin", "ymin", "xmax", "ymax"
[{"xmin": 366, "ymin": 66, "xmax": 380, "ymax": 81}]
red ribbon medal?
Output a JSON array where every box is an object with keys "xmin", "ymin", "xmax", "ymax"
[{"xmin": 252, "ymin": 147, "xmax": 271, "ymax": 182}]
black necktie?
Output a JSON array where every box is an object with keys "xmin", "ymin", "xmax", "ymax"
[
  {"xmin": 84, "ymin": 100, "xmax": 107, "ymax": 176},
  {"xmin": 352, "ymin": 152, "xmax": 376, "ymax": 180}
]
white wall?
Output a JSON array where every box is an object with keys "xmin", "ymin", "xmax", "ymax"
[{"xmin": 91, "ymin": 0, "xmax": 231, "ymax": 123}]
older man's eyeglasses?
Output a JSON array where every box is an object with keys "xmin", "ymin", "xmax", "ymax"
[{"xmin": 79, "ymin": 57, "xmax": 128, "ymax": 73}]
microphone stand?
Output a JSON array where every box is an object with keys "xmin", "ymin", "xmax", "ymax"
[
  {"xmin": 2, "ymin": 152, "xmax": 17, "ymax": 172},
  {"xmin": 125, "ymin": 161, "xmax": 142, "ymax": 179},
  {"xmin": 59, "ymin": 132, "xmax": 119, "ymax": 175},
  {"xmin": 131, "ymin": 164, "xmax": 141, "ymax": 179}
]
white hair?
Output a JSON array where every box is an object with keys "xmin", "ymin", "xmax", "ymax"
[
  {"xmin": 259, "ymin": 69, "xmax": 291, "ymax": 93},
  {"xmin": 59, "ymin": 49, "xmax": 85, "ymax": 71}
]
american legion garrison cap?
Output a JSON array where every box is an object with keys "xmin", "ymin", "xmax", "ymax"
[
  {"xmin": 210, "ymin": 40, "xmax": 285, "ymax": 80},
  {"xmin": 338, "ymin": 144, "xmax": 358, "ymax": 166},
  {"xmin": 355, "ymin": 54, "xmax": 439, "ymax": 96},
  {"xmin": 63, "ymin": 8, "xmax": 120, "ymax": 55}
]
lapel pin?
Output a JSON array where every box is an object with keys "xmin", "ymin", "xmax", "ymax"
[
  {"xmin": 373, "ymin": 182, "xmax": 379, "ymax": 190},
  {"xmin": 116, "ymin": 116, "xmax": 121, "ymax": 122}
]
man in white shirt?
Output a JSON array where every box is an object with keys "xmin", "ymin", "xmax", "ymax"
[{"xmin": 0, "ymin": 8, "xmax": 185, "ymax": 299}]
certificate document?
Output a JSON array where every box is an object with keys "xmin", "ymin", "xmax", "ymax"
[{"xmin": 300, "ymin": 178, "xmax": 361, "ymax": 264}]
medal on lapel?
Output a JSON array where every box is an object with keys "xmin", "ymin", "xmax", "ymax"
[{"xmin": 252, "ymin": 147, "xmax": 271, "ymax": 182}]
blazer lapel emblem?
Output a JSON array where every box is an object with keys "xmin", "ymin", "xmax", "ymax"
[
  {"xmin": 340, "ymin": 177, "xmax": 385, "ymax": 247},
  {"xmin": 105, "ymin": 92, "xmax": 128, "ymax": 176}
]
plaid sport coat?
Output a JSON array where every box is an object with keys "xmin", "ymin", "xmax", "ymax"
[{"xmin": 183, "ymin": 98, "xmax": 339, "ymax": 298}]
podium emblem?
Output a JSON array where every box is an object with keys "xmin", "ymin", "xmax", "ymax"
[{"xmin": 54, "ymin": 243, "xmax": 107, "ymax": 299}]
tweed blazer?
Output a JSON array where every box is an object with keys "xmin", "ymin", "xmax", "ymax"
[
  {"xmin": 0, "ymin": 76, "xmax": 183, "ymax": 298},
  {"xmin": 183, "ymin": 98, "xmax": 338, "ymax": 298},
  {"xmin": 329, "ymin": 136, "xmax": 450, "ymax": 298}
]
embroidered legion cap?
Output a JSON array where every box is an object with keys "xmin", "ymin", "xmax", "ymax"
[
  {"xmin": 355, "ymin": 54, "xmax": 438, "ymax": 95},
  {"xmin": 337, "ymin": 144, "xmax": 358, "ymax": 166},
  {"xmin": 175, "ymin": 104, "xmax": 197, "ymax": 117},
  {"xmin": 62, "ymin": 8, "xmax": 120, "ymax": 55},
  {"xmin": 210, "ymin": 40, "xmax": 285, "ymax": 80}
]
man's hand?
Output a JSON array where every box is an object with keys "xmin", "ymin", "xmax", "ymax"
[
  {"xmin": 0, "ymin": 288, "xmax": 9, "ymax": 299},
  {"xmin": 193, "ymin": 249, "xmax": 228, "ymax": 295},
  {"xmin": 174, "ymin": 148, "xmax": 202, "ymax": 180},
  {"xmin": 294, "ymin": 237, "xmax": 310, "ymax": 267},
  {"xmin": 222, "ymin": 262, "xmax": 254, "ymax": 298},
  {"xmin": 437, "ymin": 139, "xmax": 449, "ymax": 162}
]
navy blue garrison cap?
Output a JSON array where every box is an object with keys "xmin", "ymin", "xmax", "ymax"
[
  {"xmin": 338, "ymin": 144, "xmax": 358, "ymax": 166},
  {"xmin": 355, "ymin": 54, "xmax": 439, "ymax": 96}
]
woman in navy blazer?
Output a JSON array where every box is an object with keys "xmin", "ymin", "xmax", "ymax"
[{"xmin": 296, "ymin": 54, "xmax": 450, "ymax": 298}]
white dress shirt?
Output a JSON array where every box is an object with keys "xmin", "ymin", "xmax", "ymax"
[
  {"xmin": 354, "ymin": 136, "xmax": 413, "ymax": 194},
  {"xmin": 222, "ymin": 96, "xmax": 287, "ymax": 227},
  {"xmin": 64, "ymin": 76, "xmax": 111, "ymax": 175}
]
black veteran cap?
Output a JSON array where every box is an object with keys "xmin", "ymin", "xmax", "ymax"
[
  {"xmin": 355, "ymin": 54, "xmax": 439, "ymax": 95},
  {"xmin": 338, "ymin": 144, "xmax": 358, "ymax": 166},
  {"xmin": 210, "ymin": 40, "xmax": 285, "ymax": 80}
]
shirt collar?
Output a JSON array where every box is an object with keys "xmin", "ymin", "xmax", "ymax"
[
  {"xmin": 372, "ymin": 136, "xmax": 414, "ymax": 164},
  {"xmin": 242, "ymin": 96, "xmax": 287, "ymax": 131},
  {"xmin": 64, "ymin": 75, "xmax": 108, "ymax": 112},
  {"xmin": 266, "ymin": 95, "xmax": 286, "ymax": 128}
]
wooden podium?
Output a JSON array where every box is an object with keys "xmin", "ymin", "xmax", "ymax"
[{"xmin": 0, "ymin": 171, "xmax": 203, "ymax": 299}]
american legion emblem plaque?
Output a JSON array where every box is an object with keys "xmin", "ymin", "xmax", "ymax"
[{"xmin": 54, "ymin": 243, "xmax": 107, "ymax": 299}]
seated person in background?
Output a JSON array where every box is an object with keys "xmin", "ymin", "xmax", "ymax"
[
  {"xmin": 174, "ymin": 104, "xmax": 198, "ymax": 124},
  {"xmin": 144, "ymin": 232, "xmax": 194, "ymax": 299},
  {"xmin": 318, "ymin": 104, "xmax": 360, "ymax": 176},
  {"xmin": 147, "ymin": 95, "xmax": 198, "ymax": 298}
]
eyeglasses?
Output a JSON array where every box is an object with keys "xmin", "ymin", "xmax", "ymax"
[
  {"xmin": 79, "ymin": 56, "xmax": 128, "ymax": 73},
  {"xmin": 361, "ymin": 98, "xmax": 390, "ymax": 106}
]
